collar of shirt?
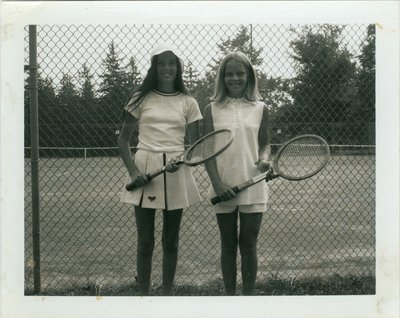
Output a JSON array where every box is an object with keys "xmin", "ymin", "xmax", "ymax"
[
  {"xmin": 214, "ymin": 97, "xmax": 258, "ymax": 109},
  {"xmin": 152, "ymin": 89, "xmax": 181, "ymax": 97}
]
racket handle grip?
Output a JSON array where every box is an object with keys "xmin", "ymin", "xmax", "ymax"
[
  {"xmin": 125, "ymin": 172, "xmax": 155, "ymax": 191},
  {"xmin": 210, "ymin": 186, "xmax": 240, "ymax": 205},
  {"xmin": 125, "ymin": 181, "xmax": 138, "ymax": 191},
  {"xmin": 125, "ymin": 163, "xmax": 183, "ymax": 191}
]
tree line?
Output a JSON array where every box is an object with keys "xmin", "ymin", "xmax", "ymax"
[{"xmin": 24, "ymin": 24, "xmax": 375, "ymax": 154}]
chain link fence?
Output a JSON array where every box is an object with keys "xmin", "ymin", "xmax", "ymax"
[{"xmin": 24, "ymin": 24, "xmax": 375, "ymax": 294}]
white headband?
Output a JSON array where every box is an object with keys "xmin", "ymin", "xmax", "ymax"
[{"xmin": 150, "ymin": 43, "xmax": 184, "ymax": 72}]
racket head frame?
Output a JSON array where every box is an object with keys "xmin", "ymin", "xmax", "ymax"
[
  {"xmin": 182, "ymin": 129, "xmax": 234, "ymax": 166},
  {"xmin": 272, "ymin": 134, "xmax": 330, "ymax": 181},
  {"xmin": 126, "ymin": 129, "xmax": 233, "ymax": 191}
]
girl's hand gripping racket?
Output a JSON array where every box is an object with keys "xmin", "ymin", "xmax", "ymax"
[
  {"xmin": 126, "ymin": 129, "xmax": 234, "ymax": 191},
  {"xmin": 211, "ymin": 134, "xmax": 330, "ymax": 205}
]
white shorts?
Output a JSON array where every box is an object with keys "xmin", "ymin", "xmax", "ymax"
[{"xmin": 214, "ymin": 203, "xmax": 267, "ymax": 214}]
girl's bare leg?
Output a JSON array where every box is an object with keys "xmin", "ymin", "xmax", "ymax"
[
  {"xmin": 134, "ymin": 207, "xmax": 156, "ymax": 296},
  {"xmin": 216, "ymin": 209, "xmax": 239, "ymax": 295},
  {"xmin": 162, "ymin": 209, "xmax": 183, "ymax": 295},
  {"xmin": 239, "ymin": 212, "xmax": 262, "ymax": 295}
]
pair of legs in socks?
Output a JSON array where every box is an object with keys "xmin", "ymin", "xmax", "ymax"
[
  {"xmin": 217, "ymin": 208, "xmax": 263, "ymax": 296},
  {"xmin": 134, "ymin": 207, "xmax": 182, "ymax": 296}
]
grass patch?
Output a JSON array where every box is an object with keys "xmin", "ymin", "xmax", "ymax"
[
  {"xmin": 25, "ymin": 274, "xmax": 375, "ymax": 296},
  {"xmin": 253, "ymin": 274, "xmax": 375, "ymax": 295}
]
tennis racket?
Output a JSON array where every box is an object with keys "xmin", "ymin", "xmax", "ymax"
[
  {"xmin": 126, "ymin": 129, "xmax": 234, "ymax": 191},
  {"xmin": 211, "ymin": 134, "xmax": 330, "ymax": 205}
]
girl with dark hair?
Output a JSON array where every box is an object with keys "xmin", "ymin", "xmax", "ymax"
[{"xmin": 118, "ymin": 43, "xmax": 202, "ymax": 296}]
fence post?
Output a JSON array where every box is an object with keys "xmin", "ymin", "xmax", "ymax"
[{"xmin": 29, "ymin": 24, "xmax": 41, "ymax": 294}]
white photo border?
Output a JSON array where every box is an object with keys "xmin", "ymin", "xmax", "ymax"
[{"xmin": 0, "ymin": 1, "xmax": 399, "ymax": 318}]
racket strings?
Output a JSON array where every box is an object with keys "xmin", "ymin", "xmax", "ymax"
[
  {"xmin": 185, "ymin": 131, "xmax": 232, "ymax": 164},
  {"xmin": 276, "ymin": 137, "xmax": 329, "ymax": 179}
]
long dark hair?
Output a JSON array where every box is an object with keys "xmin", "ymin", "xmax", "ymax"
[{"xmin": 126, "ymin": 53, "xmax": 187, "ymax": 112}]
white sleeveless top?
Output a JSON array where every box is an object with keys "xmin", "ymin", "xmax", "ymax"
[{"xmin": 210, "ymin": 98, "xmax": 269, "ymax": 205}]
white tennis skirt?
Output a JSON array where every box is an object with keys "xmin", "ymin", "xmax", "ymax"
[{"xmin": 120, "ymin": 149, "xmax": 202, "ymax": 210}]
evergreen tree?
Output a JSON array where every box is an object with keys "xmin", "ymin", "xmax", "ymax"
[
  {"xmin": 79, "ymin": 63, "xmax": 96, "ymax": 103},
  {"xmin": 99, "ymin": 41, "xmax": 131, "ymax": 111},
  {"xmin": 78, "ymin": 63, "xmax": 97, "ymax": 123},
  {"xmin": 183, "ymin": 60, "xmax": 200, "ymax": 93},
  {"xmin": 37, "ymin": 73, "xmax": 58, "ymax": 147},
  {"xmin": 24, "ymin": 69, "xmax": 59, "ymax": 148},
  {"xmin": 77, "ymin": 63, "xmax": 99, "ymax": 146},
  {"xmin": 56, "ymin": 73, "xmax": 80, "ymax": 146},
  {"xmin": 125, "ymin": 56, "xmax": 142, "ymax": 94},
  {"xmin": 58, "ymin": 73, "xmax": 79, "ymax": 119},
  {"xmin": 38, "ymin": 74, "xmax": 57, "ymax": 122},
  {"xmin": 98, "ymin": 41, "xmax": 134, "ymax": 146}
]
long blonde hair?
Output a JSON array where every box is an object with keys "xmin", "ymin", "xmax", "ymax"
[{"xmin": 211, "ymin": 52, "xmax": 261, "ymax": 103}]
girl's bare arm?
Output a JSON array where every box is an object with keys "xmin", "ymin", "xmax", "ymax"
[
  {"xmin": 257, "ymin": 105, "xmax": 272, "ymax": 172},
  {"xmin": 203, "ymin": 104, "xmax": 235, "ymax": 199},
  {"xmin": 117, "ymin": 112, "xmax": 143, "ymax": 181},
  {"xmin": 187, "ymin": 119, "xmax": 200, "ymax": 145}
]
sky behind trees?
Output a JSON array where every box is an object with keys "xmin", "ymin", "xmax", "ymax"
[{"xmin": 29, "ymin": 24, "xmax": 368, "ymax": 87}]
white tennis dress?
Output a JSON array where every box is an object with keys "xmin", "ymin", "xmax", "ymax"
[
  {"xmin": 209, "ymin": 98, "xmax": 269, "ymax": 208},
  {"xmin": 120, "ymin": 90, "xmax": 203, "ymax": 210}
]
